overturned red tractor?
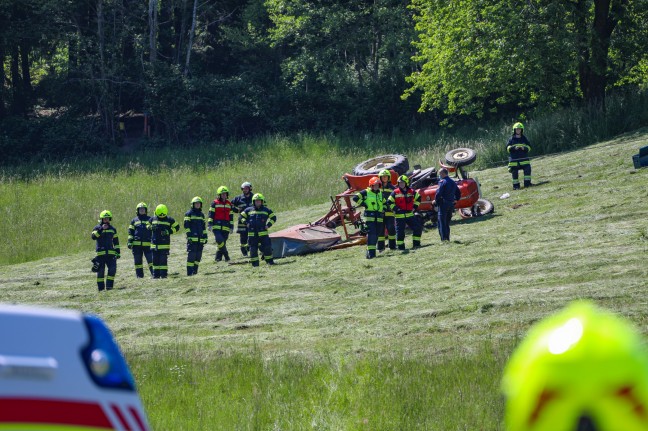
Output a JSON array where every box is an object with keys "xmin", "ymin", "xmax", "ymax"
[{"xmin": 270, "ymin": 148, "xmax": 494, "ymax": 257}]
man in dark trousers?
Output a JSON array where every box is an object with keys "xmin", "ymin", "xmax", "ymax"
[
  {"xmin": 91, "ymin": 210, "xmax": 120, "ymax": 291},
  {"xmin": 127, "ymin": 202, "xmax": 153, "ymax": 278},
  {"xmin": 184, "ymin": 196, "xmax": 208, "ymax": 275},
  {"xmin": 149, "ymin": 204, "xmax": 180, "ymax": 278},
  {"xmin": 388, "ymin": 175, "xmax": 422, "ymax": 250},
  {"xmin": 507, "ymin": 122, "xmax": 532, "ymax": 189},
  {"xmin": 241, "ymin": 193, "xmax": 276, "ymax": 267},
  {"xmin": 231, "ymin": 181, "xmax": 254, "ymax": 257},
  {"xmin": 377, "ymin": 169, "xmax": 396, "ymax": 251},
  {"xmin": 435, "ymin": 168, "xmax": 461, "ymax": 242},
  {"xmin": 352, "ymin": 176, "xmax": 385, "ymax": 259},
  {"xmin": 208, "ymin": 186, "xmax": 234, "ymax": 262}
]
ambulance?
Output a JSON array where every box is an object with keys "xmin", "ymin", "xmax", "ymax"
[{"xmin": 0, "ymin": 304, "xmax": 149, "ymax": 430}]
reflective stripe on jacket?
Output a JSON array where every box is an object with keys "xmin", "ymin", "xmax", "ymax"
[
  {"xmin": 241, "ymin": 206, "xmax": 276, "ymax": 237},
  {"xmin": 388, "ymin": 187, "xmax": 420, "ymax": 216},
  {"xmin": 353, "ymin": 188, "xmax": 385, "ymax": 222},
  {"xmin": 128, "ymin": 215, "xmax": 152, "ymax": 246},
  {"xmin": 184, "ymin": 209, "xmax": 208, "ymax": 243},
  {"xmin": 507, "ymin": 135, "xmax": 531, "ymax": 166},
  {"xmin": 92, "ymin": 224, "xmax": 121, "ymax": 256},
  {"xmin": 149, "ymin": 216, "xmax": 180, "ymax": 250}
]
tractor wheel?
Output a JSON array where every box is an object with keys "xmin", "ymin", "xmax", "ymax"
[
  {"xmin": 459, "ymin": 198, "xmax": 494, "ymax": 219},
  {"xmin": 445, "ymin": 148, "xmax": 477, "ymax": 167},
  {"xmin": 353, "ymin": 154, "xmax": 409, "ymax": 176}
]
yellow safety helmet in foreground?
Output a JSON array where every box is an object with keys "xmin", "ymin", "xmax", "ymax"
[
  {"xmin": 155, "ymin": 204, "xmax": 168, "ymax": 217},
  {"xmin": 502, "ymin": 301, "xmax": 648, "ymax": 431}
]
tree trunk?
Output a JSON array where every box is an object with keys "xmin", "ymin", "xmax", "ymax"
[
  {"xmin": 174, "ymin": 0, "xmax": 188, "ymax": 65},
  {"xmin": 20, "ymin": 42, "xmax": 32, "ymax": 109},
  {"xmin": 149, "ymin": 0, "xmax": 158, "ymax": 62},
  {"xmin": 10, "ymin": 45, "xmax": 25, "ymax": 116},
  {"xmin": 184, "ymin": 0, "xmax": 197, "ymax": 76},
  {"xmin": 0, "ymin": 41, "xmax": 6, "ymax": 119},
  {"xmin": 97, "ymin": 0, "xmax": 115, "ymax": 142},
  {"xmin": 577, "ymin": 0, "xmax": 627, "ymax": 105}
]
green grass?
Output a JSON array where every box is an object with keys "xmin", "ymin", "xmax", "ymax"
[{"xmin": 1, "ymin": 129, "xmax": 648, "ymax": 429}]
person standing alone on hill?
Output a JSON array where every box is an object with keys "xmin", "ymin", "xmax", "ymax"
[
  {"xmin": 241, "ymin": 193, "xmax": 276, "ymax": 267},
  {"xmin": 377, "ymin": 169, "xmax": 396, "ymax": 252},
  {"xmin": 208, "ymin": 186, "xmax": 234, "ymax": 262},
  {"xmin": 91, "ymin": 210, "xmax": 120, "ymax": 291},
  {"xmin": 149, "ymin": 204, "xmax": 180, "ymax": 279},
  {"xmin": 184, "ymin": 197, "xmax": 208, "ymax": 275},
  {"xmin": 353, "ymin": 176, "xmax": 386, "ymax": 259},
  {"xmin": 231, "ymin": 182, "xmax": 254, "ymax": 257},
  {"xmin": 127, "ymin": 202, "xmax": 153, "ymax": 278},
  {"xmin": 435, "ymin": 168, "xmax": 461, "ymax": 242},
  {"xmin": 507, "ymin": 122, "xmax": 532, "ymax": 189},
  {"xmin": 388, "ymin": 175, "xmax": 422, "ymax": 250}
]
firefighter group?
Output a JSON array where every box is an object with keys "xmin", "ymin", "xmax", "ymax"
[
  {"xmin": 91, "ymin": 122, "xmax": 533, "ymax": 291},
  {"xmin": 91, "ymin": 182, "xmax": 277, "ymax": 291}
]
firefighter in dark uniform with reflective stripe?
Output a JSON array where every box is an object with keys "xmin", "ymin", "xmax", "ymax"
[
  {"xmin": 148, "ymin": 204, "xmax": 180, "ymax": 279},
  {"xmin": 184, "ymin": 197, "xmax": 208, "ymax": 276},
  {"xmin": 208, "ymin": 186, "xmax": 234, "ymax": 262},
  {"xmin": 507, "ymin": 122, "xmax": 532, "ymax": 189},
  {"xmin": 241, "ymin": 193, "xmax": 276, "ymax": 267},
  {"xmin": 353, "ymin": 176, "xmax": 385, "ymax": 259},
  {"xmin": 91, "ymin": 210, "xmax": 120, "ymax": 291},
  {"xmin": 127, "ymin": 202, "xmax": 153, "ymax": 278},
  {"xmin": 377, "ymin": 169, "xmax": 396, "ymax": 251},
  {"xmin": 231, "ymin": 181, "xmax": 254, "ymax": 256},
  {"xmin": 435, "ymin": 168, "xmax": 461, "ymax": 242},
  {"xmin": 388, "ymin": 175, "xmax": 422, "ymax": 250}
]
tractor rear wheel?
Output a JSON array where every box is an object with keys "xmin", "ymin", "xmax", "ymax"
[
  {"xmin": 353, "ymin": 154, "xmax": 409, "ymax": 176},
  {"xmin": 459, "ymin": 198, "xmax": 494, "ymax": 219},
  {"xmin": 445, "ymin": 148, "xmax": 477, "ymax": 167}
]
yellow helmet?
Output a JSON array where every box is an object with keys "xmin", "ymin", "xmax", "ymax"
[
  {"xmin": 513, "ymin": 122, "xmax": 525, "ymax": 132},
  {"xmin": 379, "ymin": 169, "xmax": 391, "ymax": 178},
  {"xmin": 99, "ymin": 210, "xmax": 112, "ymax": 221},
  {"xmin": 397, "ymin": 175, "xmax": 410, "ymax": 186},
  {"xmin": 155, "ymin": 204, "xmax": 168, "ymax": 217},
  {"xmin": 502, "ymin": 301, "xmax": 648, "ymax": 431},
  {"xmin": 217, "ymin": 186, "xmax": 229, "ymax": 195},
  {"xmin": 252, "ymin": 193, "xmax": 265, "ymax": 203},
  {"xmin": 191, "ymin": 196, "xmax": 203, "ymax": 204},
  {"xmin": 136, "ymin": 202, "xmax": 148, "ymax": 213}
]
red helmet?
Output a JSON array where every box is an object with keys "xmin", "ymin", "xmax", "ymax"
[{"xmin": 368, "ymin": 176, "xmax": 380, "ymax": 187}]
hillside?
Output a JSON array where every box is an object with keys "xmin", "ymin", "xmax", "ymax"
[{"xmin": 1, "ymin": 131, "xmax": 648, "ymax": 429}]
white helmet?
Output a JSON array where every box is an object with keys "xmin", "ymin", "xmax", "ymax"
[{"xmin": 241, "ymin": 182, "xmax": 252, "ymax": 190}]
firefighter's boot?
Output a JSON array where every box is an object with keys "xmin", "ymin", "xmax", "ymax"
[
  {"xmin": 412, "ymin": 240, "xmax": 421, "ymax": 249},
  {"xmin": 240, "ymin": 246, "xmax": 248, "ymax": 257},
  {"xmin": 389, "ymin": 239, "xmax": 397, "ymax": 250},
  {"xmin": 215, "ymin": 250, "xmax": 222, "ymax": 262}
]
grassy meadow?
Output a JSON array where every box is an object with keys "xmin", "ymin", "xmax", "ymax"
[{"xmin": 1, "ymin": 128, "xmax": 648, "ymax": 429}]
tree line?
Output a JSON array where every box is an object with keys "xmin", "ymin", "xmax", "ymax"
[{"xmin": 1, "ymin": 0, "xmax": 647, "ymax": 161}]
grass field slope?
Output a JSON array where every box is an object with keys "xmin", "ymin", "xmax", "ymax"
[{"xmin": 1, "ymin": 131, "xmax": 648, "ymax": 429}]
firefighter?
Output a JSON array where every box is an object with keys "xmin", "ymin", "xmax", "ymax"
[
  {"xmin": 241, "ymin": 193, "xmax": 276, "ymax": 267},
  {"xmin": 148, "ymin": 204, "xmax": 179, "ymax": 279},
  {"xmin": 231, "ymin": 181, "xmax": 254, "ymax": 256},
  {"xmin": 502, "ymin": 301, "xmax": 648, "ymax": 431},
  {"xmin": 435, "ymin": 168, "xmax": 461, "ymax": 242},
  {"xmin": 184, "ymin": 197, "xmax": 208, "ymax": 276},
  {"xmin": 353, "ymin": 176, "xmax": 385, "ymax": 259},
  {"xmin": 377, "ymin": 169, "xmax": 396, "ymax": 251},
  {"xmin": 127, "ymin": 202, "xmax": 153, "ymax": 278},
  {"xmin": 91, "ymin": 210, "xmax": 120, "ymax": 291},
  {"xmin": 208, "ymin": 186, "xmax": 234, "ymax": 262},
  {"xmin": 388, "ymin": 175, "xmax": 422, "ymax": 250},
  {"xmin": 507, "ymin": 122, "xmax": 532, "ymax": 189}
]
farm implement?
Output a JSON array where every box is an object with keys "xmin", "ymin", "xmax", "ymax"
[{"xmin": 270, "ymin": 148, "xmax": 494, "ymax": 257}]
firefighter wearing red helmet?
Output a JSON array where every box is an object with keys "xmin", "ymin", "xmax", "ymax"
[
  {"xmin": 388, "ymin": 175, "xmax": 422, "ymax": 250},
  {"xmin": 353, "ymin": 176, "xmax": 386, "ymax": 259}
]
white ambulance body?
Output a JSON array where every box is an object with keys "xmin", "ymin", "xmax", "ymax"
[{"xmin": 0, "ymin": 304, "xmax": 149, "ymax": 430}]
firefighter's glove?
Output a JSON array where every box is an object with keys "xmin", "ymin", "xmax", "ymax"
[
  {"xmin": 127, "ymin": 242, "xmax": 133, "ymax": 250},
  {"xmin": 91, "ymin": 258, "xmax": 100, "ymax": 273},
  {"xmin": 266, "ymin": 224, "xmax": 272, "ymax": 230},
  {"xmin": 115, "ymin": 254, "xmax": 120, "ymax": 259}
]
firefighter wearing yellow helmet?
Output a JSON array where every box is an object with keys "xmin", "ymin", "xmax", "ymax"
[
  {"xmin": 378, "ymin": 169, "xmax": 397, "ymax": 251},
  {"xmin": 507, "ymin": 122, "xmax": 533, "ymax": 189},
  {"xmin": 148, "ymin": 204, "xmax": 180, "ymax": 278},
  {"xmin": 184, "ymin": 197, "xmax": 208, "ymax": 275},
  {"xmin": 388, "ymin": 175, "xmax": 422, "ymax": 250},
  {"xmin": 127, "ymin": 202, "xmax": 153, "ymax": 278},
  {"xmin": 502, "ymin": 301, "xmax": 648, "ymax": 431},
  {"xmin": 231, "ymin": 181, "xmax": 254, "ymax": 257},
  {"xmin": 240, "ymin": 193, "xmax": 276, "ymax": 266},
  {"xmin": 91, "ymin": 210, "xmax": 121, "ymax": 291}
]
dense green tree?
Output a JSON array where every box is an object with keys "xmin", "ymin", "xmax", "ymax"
[{"xmin": 406, "ymin": 0, "xmax": 648, "ymax": 118}]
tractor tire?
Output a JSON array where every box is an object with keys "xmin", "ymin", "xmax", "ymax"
[
  {"xmin": 353, "ymin": 154, "xmax": 409, "ymax": 176},
  {"xmin": 459, "ymin": 198, "xmax": 494, "ymax": 219},
  {"xmin": 445, "ymin": 148, "xmax": 477, "ymax": 167}
]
